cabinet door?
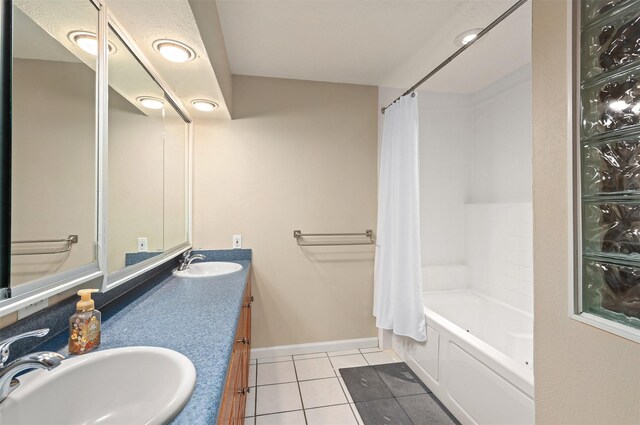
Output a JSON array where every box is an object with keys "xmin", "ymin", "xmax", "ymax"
[{"xmin": 217, "ymin": 275, "xmax": 253, "ymax": 425}]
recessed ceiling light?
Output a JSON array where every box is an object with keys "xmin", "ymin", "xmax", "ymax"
[
  {"xmin": 191, "ymin": 99, "xmax": 218, "ymax": 112},
  {"xmin": 153, "ymin": 39, "xmax": 196, "ymax": 63},
  {"xmin": 137, "ymin": 96, "xmax": 165, "ymax": 110},
  {"xmin": 68, "ymin": 31, "xmax": 116, "ymax": 56},
  {"xmin": 454, "ymin": 28, "xmax": 484, "ymax": 47}
]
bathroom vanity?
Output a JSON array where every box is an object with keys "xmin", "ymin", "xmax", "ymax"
[
  {"xmin": 217, "ymin": 273, "xmax": 252, "ymax": 424},
  {"xmin": 7, "ymin": 253, "xmax": 254, "ymax": 425}
]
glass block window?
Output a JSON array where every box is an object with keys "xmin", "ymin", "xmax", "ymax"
[{"xmin": 578, "ymin": 0, "xmax": 640, "ymax": 331}]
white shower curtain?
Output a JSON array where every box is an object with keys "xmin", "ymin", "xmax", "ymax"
[{"xmin": 374, "ymin": 93, "xmax": 426, "ymax": 342}]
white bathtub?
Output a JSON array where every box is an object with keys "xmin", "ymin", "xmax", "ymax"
[{"xmin": 392, "ymin": 289, "xmax": 534, "ymax": 425}]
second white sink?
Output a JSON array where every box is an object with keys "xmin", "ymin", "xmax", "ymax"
[{"xmin": 173, "ymin": 261, "xmax": 243, "ymax": 278}]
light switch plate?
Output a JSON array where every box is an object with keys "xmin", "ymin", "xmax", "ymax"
[
  {"xmin": 137, "ymin": 237, "xmax": 148, "ymax": 252},
  {"xmin": 233, "ymin": 235, "xmax": 242, "ymax": 249}
]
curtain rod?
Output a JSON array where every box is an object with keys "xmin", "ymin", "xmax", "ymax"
[{"xmin": 381, "ymin": 0, "xmax": 529, "ymax": 114}]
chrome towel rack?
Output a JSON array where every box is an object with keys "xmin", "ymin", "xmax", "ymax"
[
  {"xmin": 293, "ymin": 230, "xmax": 375, "ymax": 247},
  {"xmin": 11, "ymin": 235, "xmax": 78, "ymax": 256}
]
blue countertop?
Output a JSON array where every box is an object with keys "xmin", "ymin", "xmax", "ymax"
[{"xmin": 39, "ymin": 260, "xmax": 251, "ymax": 424}]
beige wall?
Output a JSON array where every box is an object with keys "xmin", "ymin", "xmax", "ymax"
[
  {"xmin": 108, "ymin": 89, "xmax": 164, "ymax": 272},
  {"xmin": 164, "ymin": 110, "xmax": 188, "ymax": 250},
  {"xmin": 107, "ymin": 87, "xmax": 188, "ymax": 273},
  {"xmin": 11, "ymin": 59, "xmax": 97, "ymax": 286},
  {"xmin": 193, "ymin": 75, "xmax": 378, "ymax": 348},
  {"xmin": 532, "ymin": 1, "xmax": 640, "ymax": 424}
]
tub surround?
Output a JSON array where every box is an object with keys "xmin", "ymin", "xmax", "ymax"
[
  {"xmin": 394, "ymin": 289, "xmax": 534, "ymax": 425},
  {"xmin": 2, "ymin": 249, "xmax": 251, "ymax": 424}
]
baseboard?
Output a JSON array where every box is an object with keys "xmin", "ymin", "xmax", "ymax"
[{"xmin": 250, "ymin": 336, "xmax": 379, "ymax": 359}]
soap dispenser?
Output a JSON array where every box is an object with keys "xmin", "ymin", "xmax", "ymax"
[{"xmin": 69, "ymin": 289, "xmax": 101, "ymax": 355}]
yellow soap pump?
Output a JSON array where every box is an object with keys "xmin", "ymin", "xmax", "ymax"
[{"xmin": 69, "ymin": 289, "xmax": 101, "ymax": 355}]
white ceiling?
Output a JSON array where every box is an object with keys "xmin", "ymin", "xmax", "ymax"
[
  {"xmin": 14, "ymin": 0, "xmax": 531, "ymax": 118},
  {"xmin": 420, "ymin": 0, "xmax": 531, "ymax": 93},
  {"xmin": 215, "ymin": 0, "xmax": 527, "ymax": 92}
]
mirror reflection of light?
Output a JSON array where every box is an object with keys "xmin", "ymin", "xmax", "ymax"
[
  {"xmin": 461, "ymin": 34, "xmax": 478, "ymax": 44},
  {"xmin": 68, "ymin": 31, "xmax": 116, "ymax": 56},
  {"xmin": 609, "ymin": 100, "xmax": 630, "ymax": 111},
  {"xmin": 137, "ymin": 97, "xmax": 165, "ymax": 110},
  {"xmin": 454, "ymin": 28, "xmax": 484, "ymax": 47},
  {"xmin": 191, "ymin": 99, "xmax": 218, "ymax": 112}
]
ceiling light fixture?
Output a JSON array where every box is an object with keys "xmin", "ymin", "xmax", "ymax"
[
  {"xmin": 454, "ymin": 28, "xmax": 484, "ymax": 47},
  {"xmin": 153, "ymin": 39, "xmax": 196, "ymax": 63},
  {"xmin": 68, "ymin": 31, "xmax": 116, "ymax": 56},
  {"xmin": 137, "ymin": 96, "xmax": 165, "ymax": 110},
  {"xmin": 191, "ymin": 99, "xmax": 218, "ymax": 112}
]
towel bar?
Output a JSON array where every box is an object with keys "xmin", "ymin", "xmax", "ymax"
[
  {"xmin": 11, "ymin": 235, "xmax": 78, "ymax": 255},
  {"xmin": 293, "ymin": 230, "xmax": 375, "ymax": 246}
]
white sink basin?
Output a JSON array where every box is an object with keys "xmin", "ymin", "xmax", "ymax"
[
  {"xmin": 0, "ymin": 346, "xmax": 196, "ymax": 425},
  {"xmin": 173, "ymin": 261, "xmax": 243, "ymax": 278}
]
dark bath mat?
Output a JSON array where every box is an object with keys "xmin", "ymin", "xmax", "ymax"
[
  {"xmin": 339, "ymin": 365, "xmax": 394, "ymax": 402},
  {"xmin": 397, "ymin": 393, "xmax": 461, "ymax": 425},
  {"xmin": 355, "ymin": 398, "xmax": 413, "ymax": 425},
  {"xmin": 341, "ymin": 363, "xmax": 460, "ymax": 425},
  {"xmin": 374, "ymin": 362, "xmax": 430, "ymax": 397}
]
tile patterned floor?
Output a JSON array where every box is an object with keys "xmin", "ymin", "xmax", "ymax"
[
  {"xmin": 245, "ymin": 348, "xmax": 458, "ymax": 425},
  {"xmin": 245, "ymin": 348, "xmax": 402, "ymax": 425}
]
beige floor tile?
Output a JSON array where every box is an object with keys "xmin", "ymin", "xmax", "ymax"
[
  {"xmin": 249, "ymin": 364, "xmax": 257, "ymax": 387},
  {"xmin": 255, "ymin": 410, "xmax": 306, "ymax": 425},
  {"xmin": 329, "ymin": 354, "xmax": 368, "ymax": 375},
  {"xmin": 359, "ymin": 347, "xmax": 382, "ymax": 354},
  {"xmin": 295, "ymin": 357, "xmax": 336, "ymax": 381},
  {"xmin": 245, "ymin": 386, "xmax": 256, "ymax": 417},
  {"xmin": 244, "ymin": 387, "xmax": 256, "ymax": 416},
  {"xmin": 258, "ymin": 355, "xmax": 293, "ymax": 364},
  {"xmin": 299, "ymin": 377, "xmax": 348, "ymax": 409},
  {"xmin": 256, "ymin": 382, "xmax": 302, "ymax": 415},
  {"xmin": 363, "ymin": 349, "xmax": 402, "ymax": 365},
  {"xmin": 306, "ymin": 404, "xmax": 358, "ymax": 425},
  {"xmin": 293, "ymin": 352, "xmax": 327, "ymax": 361},
  {"xmin": 328, "ymin": 349, "xmax": 361, "ymax": 357},
  {"xmin": 257, "ymin": 361, "xmax": 297, "ymax": 386}
]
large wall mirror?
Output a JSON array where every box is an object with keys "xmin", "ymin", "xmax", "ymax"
[
  {"xmin": 0, "ymin": 0, "xmax": 191, "ymax": 314},
  {"xmin": 9, "ymin": 0, "xmax": 100, "ymax": 296},
  {"xmin": 106, "ymin": 25, "xmax": 189, "ymax": 282}
]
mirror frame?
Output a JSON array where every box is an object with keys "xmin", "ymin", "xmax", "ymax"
[
  {"xmin": 0, "ymin": 0, "xmax": 193, "ymax": 317},
  {"xmin": 102, "ymin": 13, "xmax": 192, "ymax": 292},
  {"xmin": 0, "ymin": 0, "xmax": 12, "ymax": 301}
]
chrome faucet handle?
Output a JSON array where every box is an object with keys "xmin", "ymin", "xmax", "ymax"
[
  {"xmin": 0, "ymin": 329, "xmax": 50, "ymax": 368},
  {"xmin": 0, "ymin": 351, "xmax": 64, "ymax": 403},
  {"xmin": 182, "ymin": 249, "xmax": 192, "ymax": 258}
]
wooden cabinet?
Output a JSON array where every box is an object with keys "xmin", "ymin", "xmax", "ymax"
[{"xmin": 217, "ymin": 275, "xmax": 252, "ymax": 424}]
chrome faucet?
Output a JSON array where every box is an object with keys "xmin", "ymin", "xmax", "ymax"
[
  {"xmin": 0, "ymin": 329, "xmax": 65, "ymax": 403},
  {"xmin": 177, "ymin": 250, "xmax": 206, "ymax": 271}
]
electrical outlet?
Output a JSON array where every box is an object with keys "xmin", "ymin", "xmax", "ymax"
[
  {"xmin": 18, "ymin": 299, "xmax": 49, "ymax": 320},
  {"xmin": 137, "ymin": 237, "xmax": 148, "ymax": 252},
  {"xmin": 233, "ymin": 235, "xmax": 242, "ymax": 249}
]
